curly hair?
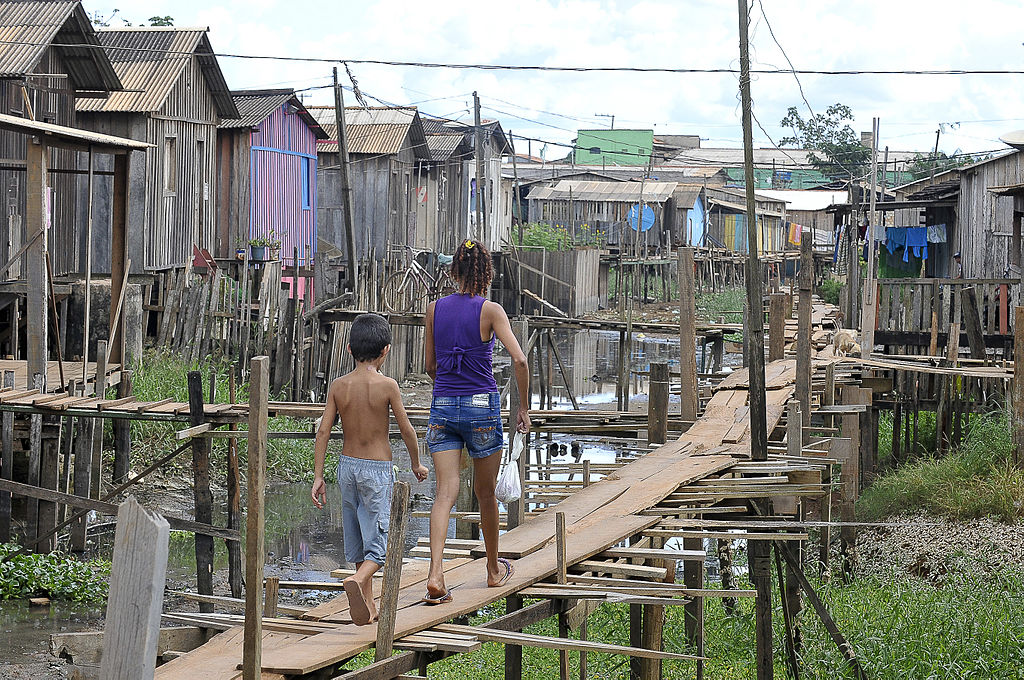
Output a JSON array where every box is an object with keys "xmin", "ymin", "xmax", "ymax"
[{"xmin": 450, "ymin": 239, "xmax": 493, "ymax": 296}]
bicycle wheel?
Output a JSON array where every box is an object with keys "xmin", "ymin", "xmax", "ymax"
[
  {"xmin": 436, "ymin": 271, "xmax": 457, "ymax": 297},
  {"xmin": 382, "ymin": 271, "xmax": 418, "ymax": 314}
]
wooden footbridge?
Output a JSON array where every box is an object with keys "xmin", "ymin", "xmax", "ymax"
[{"xmin": 145, "ymin": 305, "xmax": 869, "ymax": 680}]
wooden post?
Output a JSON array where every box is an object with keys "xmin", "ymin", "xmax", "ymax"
[
  {"xmin": 749, "ymin": 537, "xmax": 773, "ymax": 680},
  {"xmin": 187, "ymin": 371, "xmax": 214, "ymax": 611},
  {"xmin": 797, "ymin": 238, "xmax": 813, "ymax": 426},
  {"xmin": 26, "ymin": 140, "xmax": 47, "ymax": 387},
  {"xmin": 556, "ymin": 511, "xmax": 569, "ymax": 680},
  {"xmin": 90, "ymin": 341, "xmax": 108, "ymax": 501},
  {"xmin": 1014, "ymin": 307, "xmax": 1024, "ymax": 467},
  {"xmin": 0, "ymin": 370, "xmax": 13, "ymax": 542},
  {"xmin": 332, "ymin": 68, "xmax": 358, "ymax": 292},
  {"xmin": 718, "ymin": 538, "xmax": 738, "ymax": 615},
  {"xmin": 648, "ymin": 362, "xmax": 669, "ymax": 445},
  {"xmin": 113, "ymin": 370, "xmax": 132, "ymax": 483},
  {"xmin": 787, "ymin": 402, "xmax": 802, "ymax": 457},
  {"xmin": 109, "ymin": 154, "xmax": 129, "ymax": 367},
  {"xmin": 768, "ymin": 293, "xmax": 787, "ymax": 361},
  {"xmin": 227, "ymin": 373, "xmax": 243, "ymax": 599},
  {"xmin": 26, "ymin": 374, "xmax": 42, "ymax": 547},
  {"xmin": 961, "ymin": 287, "xmax": 987, "ymax": 361},
  {"xmin": 263, "ymin": 576, "xmax": 279, "ymax": 618},
  {"xmin": 376, "ymin": 480, "xmax": 411, "ymax": 661},
  {"xmin": 678, "ymin": 247, "xmax": 698, "ymax": 421},
  {"xmin": 38, "ymin": 400, "xmax": 58, "ymax": 553},
  {"xmin": 243, "ymin": 356, "xmax": 269, "ymax": 680},
  {"xmin": 641, "ymin": 548, "xmax": 677, "ymax": 680},
  {"xmin": 507, "ymin": 318, "xmax": 530, "ymax": 529},
  {"xmin": 682, "ymin": 536, "xmax": 704, "ymax": 680},
  {"xmin": 100, "ymin": 497, "xmax": 169, "ymax": 680}
]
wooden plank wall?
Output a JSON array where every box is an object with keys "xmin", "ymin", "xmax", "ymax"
[{"xmin": 517, "ymin": 248, "xmax": 603, "ymax": 316}]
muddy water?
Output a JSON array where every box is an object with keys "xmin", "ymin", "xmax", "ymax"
[{"xmin": 0, "ymin": 327, "xmax": 742, "ymax": 667}]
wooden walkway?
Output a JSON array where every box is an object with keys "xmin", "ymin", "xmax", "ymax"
[{"xmin": 154, "ymin": 347, "xmax": 838, "ymax": 678}]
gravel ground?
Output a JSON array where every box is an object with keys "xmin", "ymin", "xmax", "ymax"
[{"xmin": 855, "ymin": 513, "xmax": 1024, "ymax": 581}]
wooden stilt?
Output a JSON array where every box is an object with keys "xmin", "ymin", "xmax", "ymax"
[
  {"xmin": 682, "ymin": 536, "xmax": 704, "ymax": 680},
  {"xmin": 264, "ymin": 577, "xmax": 279, "ymax": 618},
  {"xmin": 90, "ymin": 342, "xmax": 108, "ymax": 502},
  {"xmin": 113, "ymin": 370, "xmax": 133, "ymax": 483},
  {"xmin": 648, "ymin": 362, "xmax": 669, "ymax": 445},
  {"xmin": 0, "ymin": 370, "xmax": 13, "ymax": 542},
  {"xmin": 27, "ymin": 373, "xmax": 42, "ymax": 547},
  {"xmin": 1014, "ymin": 307, "xmax": 1024, "ymax": 467},
  {"xmin": 797, "ymin": 238, "xmax": 813, "ymax": 426},
  {"xmin": 187, "ymin": 372, "xmax": 214, "ymax": 611},
  {"xmin": 678, "ymin": 248, "xmax": 698, "ymax": 422},
  {"xmin": 768, "ymin": 293, "xmax": 786, "ymax": 361},
  {"xmin": 227, "ymin": 373, "xmax": 243, "ymax": 599}
]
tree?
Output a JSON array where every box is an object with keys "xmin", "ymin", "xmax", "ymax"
[
  {"xmin": 779, "ymin": 103, "xmax": 870, "ymax": 179},
  {"xmin": 148, "ymin": 16, "xmax": 174, "ymax": 26},
  {"xmin": 905, "ymin": 151, "xmax": 989, "ymax": 181},
  {"xmin": 89, "ymin": 10, "xmax": 174, "ymax": 27}
]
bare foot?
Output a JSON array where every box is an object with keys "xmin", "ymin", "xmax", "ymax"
[
  {"xmin": 487, "ymin": 558, "xmax": 514, "ymax": 587},
  {"xmin": 425, "ymin": 575, "xmax": 447, "ymax": 600},
  {"xmin": 361, "ymin": 578, "xmax": 378, "ymax": 622},
  {"xmin": 344, "ymin": 577, "xmax": 371, "ymax": 625}
]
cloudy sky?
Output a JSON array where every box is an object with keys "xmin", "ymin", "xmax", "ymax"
[{"xmin": 85, "ymin": 0, "xmax": 1024, "ymax": 161}]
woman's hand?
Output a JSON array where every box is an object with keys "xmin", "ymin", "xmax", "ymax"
[{"xmin": 516, "ymin": 407, "xmax": 531, "ymax": 433}]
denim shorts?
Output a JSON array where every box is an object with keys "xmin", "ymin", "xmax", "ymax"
[
  {"xmin": 427, "ymin": 392, "xmax": 504, "ymax": 458},
  {"xmin": 337, "ymin": 454, "xmax": 395, "ymax": 565}
]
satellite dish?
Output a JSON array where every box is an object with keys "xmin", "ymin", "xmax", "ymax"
[
  {"xmin": 627, "ymin": 204, "xmax": 656, "ymax": 232},
  {"xmin": 999, "ymin": 130, "xmax": 1024, "ymax": 150}
]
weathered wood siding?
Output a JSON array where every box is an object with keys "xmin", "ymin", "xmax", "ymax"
[
  {"xmin": 957, "ymin": 153, "xmax": 1024, "ymax": 279},
  {"xmin": 412, "ymin": 157, "xmax": 465, "ymax": 255},
  {"xmin": 517, "ymin": 248, "xmax": 603, "ymax": 316},
  {"xmin": 77, "ymin": 57, "xmax": 220, "ymax": 272},
  {"xmin": 216, "ymin": 128, "xmax": 249, "ymax": 258},
  {"xmin": 875, "ymin": 277, "xmax": 1019, "ymax": 335},
  {"xmin": 0, "ymin": 47, "xmax": 79, "ymax": 277}
]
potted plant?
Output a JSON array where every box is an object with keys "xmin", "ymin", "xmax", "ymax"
[{"xmin": 248, "ymin": 230, "xmax": 280, "ymax": 261}]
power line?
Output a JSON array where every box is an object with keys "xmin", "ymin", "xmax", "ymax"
[{"xmin": 0, "ymin": 39, "xmax": 1022, "ymax": 76}]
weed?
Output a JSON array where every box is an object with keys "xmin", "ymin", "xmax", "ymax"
[
  {"xmin": 820, "ymin": 276, "xmax": 843, "ymax": 306},
  {"xmin": 859, "ymin": 412, "xmax": 1024, "ymax": 522},
  {"xmin": 0, "ymin": 543, "xmax": 109, "ymax": 603}
]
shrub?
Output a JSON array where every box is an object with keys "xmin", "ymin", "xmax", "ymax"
[{"xmin": 821, "ymin": 277, "xmax": 843, "ymax": 306}]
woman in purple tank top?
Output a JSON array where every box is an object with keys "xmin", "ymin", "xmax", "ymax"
[{"xmin": 421, "ymin": 239, "xmax": 530, "ymax": 603}]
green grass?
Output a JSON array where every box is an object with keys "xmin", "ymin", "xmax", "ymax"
[
  {"xmin": 122, "ymin": 350, "xmax": 322, "ymax": 483},
  {"xmin": 338, "ymin": 567, "xmax": 1024, "ymax": 679},
  {"xmin": 859, "ymin": 412, "xmax": 1024, "ymax": 522},
  {"xmin": 695, "ymin": 287, "xmax": 745, "ymax": 324}
]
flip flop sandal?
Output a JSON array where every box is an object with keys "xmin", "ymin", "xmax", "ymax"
[
  {"xmin": 344, "ymin": 580, "xmax": 372, "ymax": 625},
  {"xmin": 493, "ymin": 558, "xmax": 515, "ymax": 587},
  {"xmin": 420, "ymin": 586, "xmax": 456, "ymax": 605}
]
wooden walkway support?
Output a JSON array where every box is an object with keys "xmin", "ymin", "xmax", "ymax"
[{"xmin": 243, "ymin": 356, "xmax": 269, "ymax": 680}]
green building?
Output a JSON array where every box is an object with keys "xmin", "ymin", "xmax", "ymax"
[{"xmin": 573, "ymin": 129, "xmax": 653, "ymax": 167}]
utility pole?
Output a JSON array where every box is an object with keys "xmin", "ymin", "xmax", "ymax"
[
  {"xmin": 738, "ymin": 4, "xmax": 773, "ymax": 680},
  {"xmin": 510, "ymin": 130, "xmax": 524, "ymax": 315},
  {"xmin": 333, "ymin": 67, "xmax": 357, "ymax": 292},
  {"xmin": 473, "ymin": 91, "xmax": 485, "ymax": 239},
  {"xmin": 862, "ymin": 118, "xmax": 879, "ymax": 358},
  {"xmin": 929, "ymin": 127, "xmax": 941, "ymax": 182},
  {"xmin": 595, "ymin": 113, "xmax": 615, "ymax": 129},
  {"xmin": 737, "ymin": 0, "xmax": 768, "ymax": 463}
]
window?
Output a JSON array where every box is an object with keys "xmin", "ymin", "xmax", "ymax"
[
  {"xmin": 301, "ymin": 157, "xmax": 311, "ymax": 210},
  {"xmin": 163, "ymin": 137, "xmax": 177, "ymax": 193}
]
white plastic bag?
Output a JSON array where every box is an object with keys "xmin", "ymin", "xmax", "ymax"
[{"xmin": 495, "ymin": 432, "xmax": 525, "ymax": 505}]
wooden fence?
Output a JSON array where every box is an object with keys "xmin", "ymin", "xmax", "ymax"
[
  {"xmin": 516, "ymin": 248, "xmax": 603, "ymax": 317},
  {"xmin": 875, "ymin": 278, "xmax": 1020, "ymax": 336}
]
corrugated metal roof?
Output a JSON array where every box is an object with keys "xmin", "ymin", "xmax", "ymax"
[
  {"xmin": 219, "ymin": 89, "xmax": 328, "ymax": 138},
  {"xmin": 426, "ymin": 134, "xmax": 463, "ymax": 161},
  {"xmin": 673, "ymin": 186, "xmax": 702, "ymax": 209},
  {"xmin": 530, "ymin": 180, "xmax": 677, "ymax": 203},
  {"xmin": 756, "ymin": 189, "xmax": 849, "ymax": 210},
  {"xmin": 309, "ymin": 106, "xmax": 429, "ymax": 159},
  {"xmin": 76, "ymin": 28, "xmax": 237, "ymax": 117},
  {"xmin": 0, "ymin": 111, "xmax": 151, "ymax": 149},
  {"xmin": 0, "ymin": 1, "xmax": 121, "ymax": 91}
]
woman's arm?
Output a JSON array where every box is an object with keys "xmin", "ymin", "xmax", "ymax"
[
  {"xmin": 424, "ymin": 301, "xmax": 437, "ymax": 381},
  {"xmin": 485, "ymin": 302, "xmax": 531, "ymax": 433}
]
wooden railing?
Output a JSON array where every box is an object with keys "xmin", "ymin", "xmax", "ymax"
[{"xmin": 875, "ymin": 278, "xmax": 1020, "ymax": 335}]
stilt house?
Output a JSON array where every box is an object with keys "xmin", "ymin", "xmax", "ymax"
[
  {"xmin": 216, "ymin": 89, "xmax": 328, "ymax": 269},
  {"xmin": 76, "ymin": 27, "xmax": 239, "ymax": 272}
]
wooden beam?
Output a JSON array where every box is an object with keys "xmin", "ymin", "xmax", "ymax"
[
  {"xmin": 100, "ymin": 497, "xmax": 170, "ymax": 680},
  {"xmin": 678, "ymin": 247, "xmax": 698, "ymax": 421},
  {"xmin": 108, "ymin": 153, "xmax": 129, "ymax": 366},
  {"xmin": 188, "ymin": 372, "xmax": 214, "ymax": 612}
]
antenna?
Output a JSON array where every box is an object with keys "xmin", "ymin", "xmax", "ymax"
[{"xmin": 594, "ymin": 113, "xmax": 615, "ymax": 129}]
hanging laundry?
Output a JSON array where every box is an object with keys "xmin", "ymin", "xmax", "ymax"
[
  {"xmin": 926, "ymin": 223, "xmax": 947, "ymax": 243},
  {"xmin": 788, "ymin": 222, "xmax": 802, "ymax": 245},
  {"xmin": 886, "ymin": 226, "xmax": 908, "ymax": 254},
  {"xmin": 872, "ymin": 224, "xmax": 886, "ymax": 242},
  {"xmin": 905, "ymin": 226, "xmax": 928, "ymax": 261}
]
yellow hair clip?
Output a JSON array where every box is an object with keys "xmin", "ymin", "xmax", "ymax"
[{"xmin": 464, "ymin": 239, "xmax": 475, "ymax": 249}]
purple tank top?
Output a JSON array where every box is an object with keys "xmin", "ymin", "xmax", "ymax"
[{"xmin": 432, "ymin": 294, "xmax": 498, "ymax": 396}]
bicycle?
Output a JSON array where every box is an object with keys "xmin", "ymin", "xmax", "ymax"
[{"xmin": 382, "ymin": 245, "xmax": 457, "ymax": 313}]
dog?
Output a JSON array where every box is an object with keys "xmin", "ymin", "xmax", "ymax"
[{"xmin": 832, "ymin": 329, "xmax": 861, "ymax": 356}]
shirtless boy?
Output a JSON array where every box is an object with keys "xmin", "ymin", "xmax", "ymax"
[{"xmin": 311, "ymin": 313, "xmax": 428, "ymax": 625}]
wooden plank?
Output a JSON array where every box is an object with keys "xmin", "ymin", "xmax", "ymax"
[
  {"xmin": 432, "ymin": 624, "xmax": 703, "ymax": 661},
  {"xmin": 0, "ymin": 370, "xmax": 12, "ymax": 542},
  {"xmin": 100, "ymin": 497, "xmax": 170, "ymax": 680},
  {"xmin": 376, "ymin": 481, "xmax": 411, "ymax": 661}
]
